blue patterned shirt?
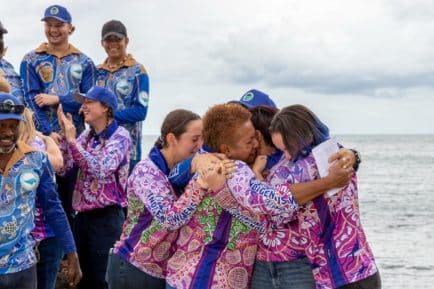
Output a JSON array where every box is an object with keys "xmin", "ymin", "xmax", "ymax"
[
  {"xmin": 0, "ymin": 142, "xmax": 76, "ymax": 274},
  {"xmin": 20, "ymin": 43, "xmax": 96, "ymax": 135},
  {"xmin": 0, "ymin": 58, "xmax": 24, "ymax": 102},
  {"xmin": 97, "ymin": 54, "xmax": 149, "ymax": 163}
]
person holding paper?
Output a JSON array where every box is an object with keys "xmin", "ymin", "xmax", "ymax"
[{"xmin": 268, "ymin": 104, "xmax": 381, "ymax": 289}]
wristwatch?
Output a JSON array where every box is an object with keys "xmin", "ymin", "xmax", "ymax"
[{"xmin": 350, "ymin": 149, "xmax": 362, "ymax": 171}]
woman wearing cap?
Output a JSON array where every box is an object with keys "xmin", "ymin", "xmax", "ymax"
[
  {"xmin": 57, "ymin": 86, "xmax": 131, "ymax": 289},
  {"xmin": 97, "ymin": 19, "xmax": 149, "ymax": 173}
]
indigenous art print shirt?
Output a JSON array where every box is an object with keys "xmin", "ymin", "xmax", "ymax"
[
  {"xmin": 255, "ymin": 154, "xmax": 307, "ymax": 262},
  {"xmin": 20, "ymin": 43, "xmax": 96, "ymax": 135},
  {"xmin": 293, "ymin": 154, "xmax": 378, "ymax": 289},
  {"xmin": 166, "ymin": 160, "xmax": 300, "ymax": 289},
  {"xmin": 0, "ymin": 142, "xmax": 75, "ymax": 275},
  {"xmin": 29, "ymin": 136, "xmax": 55, "ymax": 242},
  {"xmin": 114, "ymin": 147, "xmax": 205, "ymax": 278},
  {"xmin": 97, "ymin": 54, "xmax": 149, "ymax": 164},
  {"xmin": 0, "ymin": 58, "xmax": 24, "ymax": 102},
  {"xmin": 59, "ymin": 121, "xmax": 130, "ymax": 212}
]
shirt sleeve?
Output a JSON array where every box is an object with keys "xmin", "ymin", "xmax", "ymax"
[
  {"xmin": 131, "ymin": 164, "xmax": 205, "ymax": 231},
  {"xmin": 36, "ymin": 155, "xmax": 76, "ymax": 254},
  {"xmin": 215, "ymin": 161, "xmax": 299, "ymax": 218},
  {"xmin": 56, "ymin": 137, "xmax": 76, "ymax": 177},
  {"xmin": 20, "ymin": 57, "xmax": 53, "ymax": 135},
  {"xmin": 114, "ymin": 70, "xmax": 149, "ymax": 124},
  {"xmin": 68, "ymin": 132, "xmax": 130, "ymax": 179}
]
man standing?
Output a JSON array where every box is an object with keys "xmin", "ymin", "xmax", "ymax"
[
  {"xmin": 20, "ymin": 5, "xmax": 95, "ymax": 288},
  {"xmin": 0, "ymin": 92, "xmax": 81, "ymax": 289},
  {"xmin": 20, "ymin": 4, "xmax": 96, "ymax": 222}
]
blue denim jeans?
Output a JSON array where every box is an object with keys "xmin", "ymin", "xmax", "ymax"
[
  {"xmin": 0, "ymin": 265, "xmax": 37, "ymax": 289},
  {"xmin": 106, "ymin": 251, "xmax": 165, "ymax": 289},
  {"xmin": 37, "ymin": 236, "xmax": 64, "ymax": 289},
  {"xmin": 74, "ymin": 205, "xmax": 125, "ymax": 289},
  {"xmin": 251, "ymin": 258, "xmax": 316, "ymax": 289}
]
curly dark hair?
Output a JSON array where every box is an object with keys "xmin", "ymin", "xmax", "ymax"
[{"xmin": 203, "ymin": 103, "xmax": 252, "ymax": 152}]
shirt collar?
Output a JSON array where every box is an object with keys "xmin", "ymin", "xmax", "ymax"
[
  {"xmin": 35, "ymin": 42, "xmax": 81, "ymax": 58},
  {"xmin": 93, "ymin": 120, "xmax": 118, "ymax": 143},
  {"xmin": 1, "ymin": 141, "xmax": 36, "ymax": 175},
  {"xmin": 97, "ymin": 54, "xmax": 137, "ymax": 72}
]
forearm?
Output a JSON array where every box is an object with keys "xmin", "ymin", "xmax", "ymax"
[{"xmin": 290, "ymin": 176, "xmax": 335, "ymax": 205}]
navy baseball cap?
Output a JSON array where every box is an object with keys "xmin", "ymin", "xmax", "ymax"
[
  {"xmin": 239, "ymin": 89, "xmax": 277, "ymax": 109},
  {"xmin": 0, "ymin": 93, "xmax": 24, "ymax": 121},
  {"xmin": 41, "ymin": 5, "xmax": 72, "ymax": 23},
  {"xmin": 74, "ymin": 86, "xmax": 118, "ymax": 111}
]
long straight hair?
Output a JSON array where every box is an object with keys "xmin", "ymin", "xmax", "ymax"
[{"xmin": 269, "ymin": 104, "xmax": 329, "ymax": 158}]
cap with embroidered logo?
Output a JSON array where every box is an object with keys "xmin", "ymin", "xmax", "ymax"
[
  {"xmin": 41, "ymin": 5, "xmax": 72, "ymax": 23},
  {"xmin": 0, "ymin": 93, "xmax": 24, "ymax": 121},
  {"xmin": 239, "ymin": 89, "xmax": 277, "ymax": 109},
  {"xmin": 74, "ymin": 86, "xmax": 118, "ymax": 111}
]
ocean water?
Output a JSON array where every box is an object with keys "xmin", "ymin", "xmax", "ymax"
[{"xmin": 142, "ymin": 134, "xmax": 434, "ymax": 289}]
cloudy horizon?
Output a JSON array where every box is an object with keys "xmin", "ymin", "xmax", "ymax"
[{"xmin": 2, "ymin": 0, "xmax": 433, "ymax": 135}]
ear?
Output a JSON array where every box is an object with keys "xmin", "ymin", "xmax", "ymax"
[
  {"xmin": 219, "ymin": 143, "xmax": 231, "ymax": 157},
  {"xmin": 69, "ymin": 25, "xmax": 75, "ymax": 35},
  {"xmin": 166, "ymin": 132, "xmax": 177, "ymax": 147},
  {"xmin": 125, "ymin": 37, "xmax": 129, "ymax": 46},
  {"xmin": 256, "ymin": 130, "xmax": 263, "ymax": 143}
]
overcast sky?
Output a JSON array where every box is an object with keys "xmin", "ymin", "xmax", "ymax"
[{"xmin": 2, "ymin": 0, "xmax": 434, "ymax": 134}]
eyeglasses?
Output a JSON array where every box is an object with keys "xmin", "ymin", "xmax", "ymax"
[{"xmin": 0, "ymin": 103, "xmax": 25, "ymax": 114}]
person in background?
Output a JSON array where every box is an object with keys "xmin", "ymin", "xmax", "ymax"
[
  {"xmin": 0, "ymin": 93, "xmax": 81, "ymax": 289},
  {"xmin": 97, "ymin": 19, "xmax": 149, "ymax": 172},
  {"xmin": 57, "ymin": 86, "xmax": 131, "ymax": 289},
  {"xmin": 20, "ymin": 4, "xmax": 96, "ymax": 225},
  {"xmin": 0, "ymin": 21, "xmax": 24, "ymax": 102}
]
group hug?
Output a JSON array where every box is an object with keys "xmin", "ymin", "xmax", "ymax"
[{"xmin": 0, "ymin": 4, "xmax": 381, "ymax": 289}]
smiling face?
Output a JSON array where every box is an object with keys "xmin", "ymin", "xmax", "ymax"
[
  {"xmin": 171, "ymin": 119, "xmax": 203, "ymax": 163},
  {"xmin": 102, "ymin": 35, "xmax": 128, "ymax": 61},
  {"xmin": 44, "ymin": 18, "xmax": 72, "ymax": 46},
  {"xmin": 0, "ymin": 119, "xmax": 19, "ymax": 154},
  {"xmin": 81, "ymin": 98, "xmax": 108, "ymax": 128}
]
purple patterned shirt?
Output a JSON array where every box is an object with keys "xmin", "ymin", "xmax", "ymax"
[
  {"xmin": 59, "ymin": 121, "xmax": 130, "ymax": 212},
  {"xmin": 113, "ymin": 157, "xmax": 206, "ymax": 278}
]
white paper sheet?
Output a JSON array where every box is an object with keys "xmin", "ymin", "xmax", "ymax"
[{"xmin": 312, "ymin": 138, "xmax": 342, "ymax": 196}]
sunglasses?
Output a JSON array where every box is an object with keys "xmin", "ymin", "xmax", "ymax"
[{"xmin": 0, "ymin": 103, "xmax": 25, "ymax": 114}]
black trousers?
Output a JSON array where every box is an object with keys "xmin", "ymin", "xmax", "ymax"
[{"xmin": 74, "ymin": 205, "xmax": 125, "ymax": 289}]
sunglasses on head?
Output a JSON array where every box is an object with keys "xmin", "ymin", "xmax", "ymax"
[{"xmin": 0, "ymin": 103, "xmax": 25, "ymax": 114}]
